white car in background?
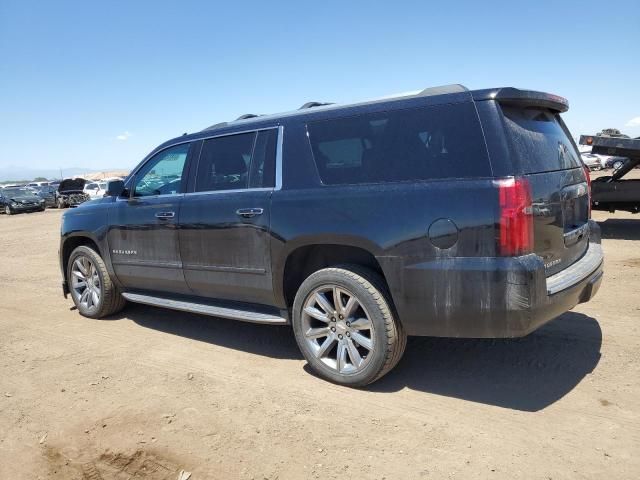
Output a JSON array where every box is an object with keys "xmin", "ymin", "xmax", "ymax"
[
  {"xmin": 83, "ymin": 181, "xmax": 108, "ymax": 199},
  {"xmin": 581, "ymin": 153, "xmax": 602, "ymax": 171}
]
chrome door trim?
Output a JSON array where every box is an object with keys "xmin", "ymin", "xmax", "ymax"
[
  {"xmin": 275, "ymin": 125, "xmax": 284, "ymax": 191},
  {"xmin": 183, "ymin": 188, "xmax": 272, "ymax": 197},
  {"xmin": 115, "ymin": 193, "xmax": 186, "ymax": 202},
  {"xmin": 124, "ymin": 125, "xmax": 283, "ymax": 197},
  {"xmin": 128, "ymin": 126, "xmax": 281, "ymax": 181}
]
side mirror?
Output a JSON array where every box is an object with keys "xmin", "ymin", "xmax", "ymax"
[{"xmin": 105, "ymin": 180, "xmax": 125, "ymax": 197}]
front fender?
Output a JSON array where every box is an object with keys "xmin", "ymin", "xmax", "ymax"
[{"xmin": 60, "ymin": 201, "xmax": 118, "ymax": 286}]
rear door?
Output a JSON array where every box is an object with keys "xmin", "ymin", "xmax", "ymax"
[
  {"xmin": 179, "ymin": 127, "xmax": 279, "ymax": 306},
  {"xmin": 499, "ymin": 105, "xmax": 589, "ymax": 276},
  {"xmin": 107, "ymin": 142, "xmax": 194, "ymax": 294}
]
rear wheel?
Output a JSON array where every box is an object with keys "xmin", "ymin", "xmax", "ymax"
[
  {"xmin": 67, "ymin": 246, "xmax": 126, "ymax": 318},
  {"xmin": 292, "ymin": 265, "xmax": 406, "ymax": 387}
]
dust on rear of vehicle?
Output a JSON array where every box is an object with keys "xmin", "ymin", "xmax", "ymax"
[{"xmin": 498, "ymin": 104, "xmax": 590, "ymax": 276}]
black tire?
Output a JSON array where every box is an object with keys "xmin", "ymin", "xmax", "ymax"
[
  {"xmin": 292, "ymin": 265, "xmax": 406, "ymax": 387},
  {"xmin": 67, "ymin": 245, "xmax": 126, "ymax": 319}
]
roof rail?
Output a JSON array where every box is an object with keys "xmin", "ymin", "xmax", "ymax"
[
  {"xmin": 299, "ymin": 101, "xmax": 334, "ymax": 110},
  {"xmin": 203, "ymin": 122, "xmax": 228, "ymax": 131},
  {"xmin": 417, "ymin": 84, "xmax": 468, "ymax": 97},
  {"xmin": 201, "ymin": 85, "xmax": 469, "ymax": 132},
  {"xmin": 235, "ymin": 114, "xmax": 261, "ymax": 120}
]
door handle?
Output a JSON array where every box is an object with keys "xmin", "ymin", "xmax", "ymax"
[
  {"xmin": 236, "ymin": 208, "xmax": 264, "ymax": 218},
  {"xmin": 155, "ymin": 211, "xmax": 175, "ymax": 219}
]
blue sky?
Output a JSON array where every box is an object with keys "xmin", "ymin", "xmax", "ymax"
[{"xmin": 1, "ymin": 0, "xmax": 638, "ymax": 175}]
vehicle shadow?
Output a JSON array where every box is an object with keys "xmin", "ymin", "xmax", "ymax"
[
  {"xmin": 368, "ymin": 312, "xmax": 602, "ymax": 412},
  {"xmin": 598, "ymin": 218, "xmax": 640, "ymax": 240},
  {"xmin": 107, "ymin": 305, "xmax": 601, "ymax": 411},
  {"xmin": 106, "ymin": 303, "xmax": 301, "ymax": 360}
]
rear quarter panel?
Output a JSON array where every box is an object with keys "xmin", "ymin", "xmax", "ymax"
[{"xmin": 270, "ymin": 180, "xmax": 499, "ymax": 320}]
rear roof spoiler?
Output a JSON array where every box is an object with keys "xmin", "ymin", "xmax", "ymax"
[{"xmin": 472, "ymin": 87, "xmax": 569, "ymax": 113}]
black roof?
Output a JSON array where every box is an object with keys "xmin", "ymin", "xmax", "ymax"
[
  {"xmin": 138, "ymin": 84, "xmax": 568, "ymax": 167},
  {"xmin": 200, "ymin": 84, "xmax": 568, "ymax": 135},
  {"xmin": 201, "ymin": 84, "xmax": 472, "ymax": 132}
]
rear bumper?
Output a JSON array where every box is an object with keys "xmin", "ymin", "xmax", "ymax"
[{"xmin": 391, "ymin": 220, "xmax": 604, "ymax": 337}]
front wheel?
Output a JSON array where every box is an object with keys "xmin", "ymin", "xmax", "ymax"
[
  {"xmin": 5, "ymin": 205, "xmax": 13, "ymax": 215},
  {"xmin": 67, "ymin": 245, "xmax": 126, "ymax": 318},
  {"xmin": 292, "ymin": 266, "xmax": 406, "ymax": 387}
]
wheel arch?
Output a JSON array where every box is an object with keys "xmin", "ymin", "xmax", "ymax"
[
  {"xmin": 279, "ymin": 241, "xmax": 391, "ymax": 311},
  {"xmin": 61, "ymin": 234, "xmax": 103, "ymax": 283}
]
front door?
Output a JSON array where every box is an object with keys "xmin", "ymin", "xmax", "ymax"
[
  {"xmin": 179, "ymin": 128, "xmax": 278, "ymax": 306},
  {"xmin": 107, "ymin": 142, "xmax": 194, "ymax": 295}
]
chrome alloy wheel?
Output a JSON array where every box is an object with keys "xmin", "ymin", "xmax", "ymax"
[
  {"xmin": 71, "ymin": 256, "xmax": 101, "ymax": 311},
  {"xmin": 301, "ymin": 285, "xmax": 375, "ymax": 374}
]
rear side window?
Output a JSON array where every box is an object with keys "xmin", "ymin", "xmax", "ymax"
[
  {"xmin": 501, "ymin": 106, "xmax": 581, "ymax": 173},
  {"xmin": 195, "ymin": 129, "xmax": 277, "ymax": 192},
  {"xmin": 307, "ymin": 102, "xmax": 491, "ymax": 185},
  {"xmin": 196, "ymin": 132, "xmax": 255, "ymax": 192},
  {"xmin": 249, "ymin": 129, "xmax": 277, "ymax": 189}
]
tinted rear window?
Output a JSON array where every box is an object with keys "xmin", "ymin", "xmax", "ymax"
[
  {"xmin": 307, "ymin": 102, "xmax": 491, "ymax": 185},
  {"xmin": 501, "ymin": 106, "xmax": 581, "ymax": 173}
]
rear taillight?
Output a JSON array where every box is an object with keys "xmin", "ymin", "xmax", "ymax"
[
  {"xmin": 495, "ymin": 177, "xmax": 533, "ymax": 256},
  {"xmin": 583, "ymin": 165, "xmax": 592, "ymax": 218}
]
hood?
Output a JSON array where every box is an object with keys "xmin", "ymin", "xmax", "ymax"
[
  {"xmin": 58, "ymin": 178, "xmax": 87, "ymax": 192},
  {"xmin": 7, "ymin": 192, "xmax": 40, "ymax": 202}
]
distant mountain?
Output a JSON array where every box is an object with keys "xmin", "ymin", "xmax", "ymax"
[{"xmin": 0, "ymin": 166, "xmax": 127, "ymax": 182}]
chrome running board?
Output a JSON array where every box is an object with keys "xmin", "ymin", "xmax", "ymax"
[{"xmin": 122, "ymin": 292, "xmax": 288, "ymax": 324}]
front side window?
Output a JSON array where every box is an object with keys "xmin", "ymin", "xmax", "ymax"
[
  {"xmin": 194, "ymin": 129, "xmax": 277, "ymax": 192},
  {"xmin": 133, "ymin": 143, "xmax": 190, "ymax": 197}
]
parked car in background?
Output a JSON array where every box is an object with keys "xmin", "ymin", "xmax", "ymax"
[
  {"xmin": 604, "ymin": 156, "xmax": 628, "ymax": 170},
  {"xmin": 57, "ymin": 178, "xmax": 90, "ymax": 208},
  {"xmin": 35, "ymin": 185, "xmax": 58, "ymax": 208},
  {"xmin": 83, "ymin": 181, "xmax": 108, "ymax": 199},
  {"xmin": 60, "ymin": 85, "xmax": 603, "ymax": 386},
  {"xmin": 0, "ymin": 187, "xmax": 45, "ymax": 214},
  {"xmin": 581, "ymin": 153, "xmax": 602, "ymax": 171}
]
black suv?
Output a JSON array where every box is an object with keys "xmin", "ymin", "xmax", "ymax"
[{"xmin": 60, "ymin": 85, "xmax": 604, "ymax": 386}]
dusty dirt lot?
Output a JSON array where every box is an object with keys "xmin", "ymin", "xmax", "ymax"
[{"xmin": 1, "ymin": 207, "xmax": 639, "ymax": 479}]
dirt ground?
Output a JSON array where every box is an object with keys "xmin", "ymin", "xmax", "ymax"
[{"xmin": 1, "ymin": 204, "xmax": 639, "ymax": 479}]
